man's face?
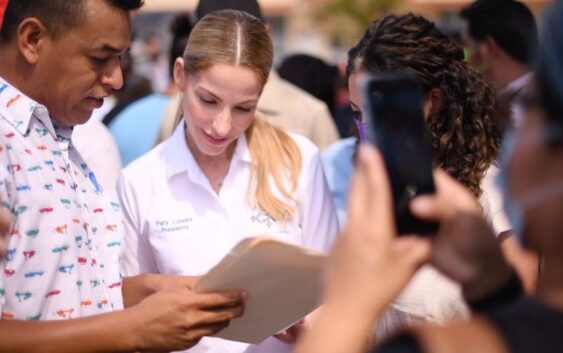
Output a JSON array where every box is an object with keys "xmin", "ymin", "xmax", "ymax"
[
  {"xmin": 36, "ymin": 0, "xmax": 131, "ymax": 126},
  {"xmin": 461, "ymin": 24, "xmax": 490, "ymax": 78}
]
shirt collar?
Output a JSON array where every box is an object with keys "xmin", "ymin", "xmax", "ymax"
[
  {"xmin": 0, "ymin": 76, "xmax": 60, "ymax": 139},
  {"xmin": 502, "ymin": 72, "xmax": 533, "ymax": 96},
  {"xmin": 163, "ymin": 120, "xmax": 252, "ymax": 180}
]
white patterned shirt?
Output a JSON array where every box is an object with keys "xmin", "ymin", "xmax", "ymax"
[{"xmin": 0, "ymin": 77, "xmax": 124, "ymax": 321}]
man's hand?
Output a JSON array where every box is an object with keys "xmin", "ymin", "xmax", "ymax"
[
  {"xmin": 122, "ymin": 274, "xmax": 201, "ymax": 307},
  {"xmin": 410, "ymin": 170, "xmax": 513, "ymax": 302},
  {"xmin": 326, "ymin": 145, "xmax": 431, "ymax": 316},
  {"xmin": 294, "ymin": 146, "xmax": 431, "ymax": 353},
  {"xmin": 131, "ymin": 289, "xmax": 246, "ymax": 352}
]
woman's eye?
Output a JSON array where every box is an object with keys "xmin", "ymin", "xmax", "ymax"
[
  {"xmin": 200, "ymin": 97, "xmax": 216, "ymax": 105},
  {"xmin": 352, "ymin": 110, "xmax": 362, "ymax": 121},
  {"xmin": 236, "ymin": 107, "xmax": 252, "ymax": 113}
]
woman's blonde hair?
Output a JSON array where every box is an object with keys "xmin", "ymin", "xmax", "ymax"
[{"xmin": 183, "ymin": 9, "xmax": 302, "ymax": 221}]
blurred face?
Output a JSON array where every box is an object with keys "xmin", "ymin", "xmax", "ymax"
[
  {"xmin": 36, "ymin": 0, "xmax": 131, "ymax": 125},
  {"xmin": 502, "ymin": 86, "xmax": 551, "ymax": 248},
  {"xmin": 461, "ymin": 24, "xmax": 490, "ymax": 78},
  {"xmin": 176, "ymin": 62, "xmax": 262, "ymax": 159}
]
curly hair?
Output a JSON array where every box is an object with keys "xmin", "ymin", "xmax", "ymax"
[{"xmin": 347, "ymin": 13, "xmax": 501, "ymax": 197}]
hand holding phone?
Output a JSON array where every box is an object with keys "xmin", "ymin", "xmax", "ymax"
[{"xmin": 360, "ymin": 72, "xmax": 439, "ymax": 235}]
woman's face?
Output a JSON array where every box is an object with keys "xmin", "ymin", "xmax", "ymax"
[
  {"xmin": 175, "ymin": 61, "xmax": 262, "ymax": 158},
  {"xmin": 348, "ymin": 71, "xmax": 434, "ymax": 140}
]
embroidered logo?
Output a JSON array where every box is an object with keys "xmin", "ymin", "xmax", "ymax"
[{"xmin": 250, "ymin": 211, "xmax": 275, "ymax": 228}]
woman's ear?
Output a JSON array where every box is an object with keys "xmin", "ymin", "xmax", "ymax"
[
  {"xmin": 424, "ymin": 88, "xmax": 446, "ymax": 119},
  {"xmin": 174, "ymin": 57, "xmax": 187, "ymax": 90}
]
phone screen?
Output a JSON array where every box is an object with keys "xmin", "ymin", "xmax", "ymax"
[{"xmin": 363, "ymin": 73, "xmax": 438, "ymax": 235}]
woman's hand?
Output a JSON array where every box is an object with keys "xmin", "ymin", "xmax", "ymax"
[
  {"xmin": 273, "ymin": 319, "xmax": 306, "ymax": 344},
  {"xmin": 122, "ymin": 274, "xmax": 202, "ymax": 308}
]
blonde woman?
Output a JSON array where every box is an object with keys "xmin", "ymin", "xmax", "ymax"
[{"xmin": 117, "ymin": 10, "xmax": 339, "ymax": 353}]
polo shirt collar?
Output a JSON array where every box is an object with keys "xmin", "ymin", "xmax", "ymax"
[
  {"xmin": 501, "ymin": 72, "xmax": 533, "ymax": 96},
  {"xmin": 0, "ymin": 76, "xmax": 59, "ymax": 140},
  {"xmin": 163, "ymin": 120, "xmax": 252, "ymax": 180}
]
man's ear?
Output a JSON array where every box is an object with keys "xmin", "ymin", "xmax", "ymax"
[
  {"xmin": 479, "ymin": 35, "xmax": 499, "ymax": 60},
  {"xmin": 17, "ymin": 18, "xmax": 49, "ymax": 65},
  {"xmin": 174, "ymin": 57, "xmax": 187, "ymax": 90}
]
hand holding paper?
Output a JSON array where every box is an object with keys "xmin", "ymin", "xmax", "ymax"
[{"xmin": 194, "ymin": 236, "xmax": 327, "ymax": 344}]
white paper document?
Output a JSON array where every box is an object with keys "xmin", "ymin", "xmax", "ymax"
[{"xmin": 194, "ymin": 236, "xmax": 327, "ymax": 344}]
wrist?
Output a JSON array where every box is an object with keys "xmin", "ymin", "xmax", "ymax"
[
  {"xmin": 323, "ymin": 291, "xmax": 384, "ymax": 329},
  {"xmin": 462, "ymin": 263, "xmax": 512, "ymax": 301},
  {"xmin": 120, "ymin": 306, "xmax": 147, "ymax": 351},
  {"xmin": 465, "ymin": 269, "xmax": 523, "ymax": 312},
  {"xmin": 122, "ymin": 274, "xmax": 162, "ymax": 308}
]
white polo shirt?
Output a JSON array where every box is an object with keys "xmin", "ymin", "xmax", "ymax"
[{"xmin": 118, "ymin": 121, "xmax": 339, "ymax": 353}]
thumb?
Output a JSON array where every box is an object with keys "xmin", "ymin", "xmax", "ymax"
[{"xmin": 394, "ymin": 237, "xmax": 432, "ymax": 268}]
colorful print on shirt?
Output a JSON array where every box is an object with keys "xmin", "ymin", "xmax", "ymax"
[{"xmin": 0, "ymin": 78, "xmax": 124, "ymax": 321}]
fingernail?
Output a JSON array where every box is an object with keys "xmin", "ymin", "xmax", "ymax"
[{"xmin": 410, "ymin": 196, "xmax": 431, "ymax": 212}]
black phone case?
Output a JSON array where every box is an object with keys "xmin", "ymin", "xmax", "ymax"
[{"xmin": 363, "ymin": 72, "xmax": 439, "ymax": 235}]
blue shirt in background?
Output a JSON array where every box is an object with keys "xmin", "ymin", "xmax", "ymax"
[{"xmin": 108, "ymin": 94, "xmax": 171, "ymax": 166}]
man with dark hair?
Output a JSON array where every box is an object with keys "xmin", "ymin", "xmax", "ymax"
[
  {"xmin": 460, "ymin": 0, "xmax": 538, "ymax": 131},
  {"xmin": 460, "ymin": 0, "xmax": 539, "ymax": 298},
  {"xmin": 0, "ymin": 0, "xmax": 142, "ymax": 42},
  {"xmin": 0, "ymin": 1, "xmax": 244, "ymax": 351}
]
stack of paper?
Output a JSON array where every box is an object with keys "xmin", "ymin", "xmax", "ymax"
[{"xmin": 194, "ymin": 236, "xmax": 327, "ymax": 344}]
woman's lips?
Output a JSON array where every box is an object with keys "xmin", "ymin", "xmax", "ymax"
[{"xmin": 203, "ymin": 131, "xmax": 228, "ymax": 146}]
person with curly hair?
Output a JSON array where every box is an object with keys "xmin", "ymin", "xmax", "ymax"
[
  {"xmin": 345, "ymin": 13, "xmax": 503, "ymax": 340},
  {"xmin": 296, "ymin": 2, "xmax": 563, "ymax": 352}
]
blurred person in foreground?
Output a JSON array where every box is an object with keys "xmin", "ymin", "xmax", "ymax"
[
  {"xmin": 0, "ymin": 1, "xmax": 244, "ymax": 351},
  {"xmin": 295, "ymin": 1, "xmax": 563, "ymax": 352}
]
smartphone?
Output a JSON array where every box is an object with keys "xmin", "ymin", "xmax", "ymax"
[{"xmin": 360, "ymin": 72, "xmax": 439, "ymax": 235}]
